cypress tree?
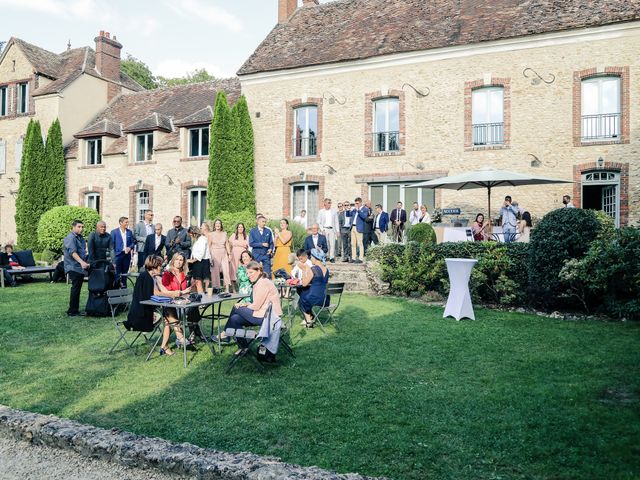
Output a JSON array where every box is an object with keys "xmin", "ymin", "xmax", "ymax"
[
  {"xmin": 232, "ymin": 96, "xmax": 255, "ymax": 214},
  {"xmin": 208, "ymin": 91, "xmax": 233, "ymax": 215},
  {"xmin": 44, "ymin": 119, "xmax": 66, "ymax": 208}
]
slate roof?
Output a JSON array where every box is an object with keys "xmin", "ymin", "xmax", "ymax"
[
  {"xmin": 238, "ymin": 0, "xmax": 640, "ymax": 75},
  {"xmin": 173, "ymin": 106, "xmax": 214, "ymax": 127},
  {"xmin": 75, "ymin": 119, "xmax": 122, "ymax": 138}
]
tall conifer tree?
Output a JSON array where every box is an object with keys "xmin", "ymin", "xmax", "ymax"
[
  {"xmin": 44, "ymin": 119, "xmax": 66, "ymax": 208},
  {"xmin": 232, "ymin": 96, "xmax": 255, "ymax": 214}
]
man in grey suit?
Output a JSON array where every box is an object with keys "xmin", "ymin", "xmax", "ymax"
[
  {"xmin": 338, "ymin": 199, "xmax": 353, "ymax": 262},
  {"xmin": 134, "ymin": 210, "xmax": 154, "ymax": 269}
]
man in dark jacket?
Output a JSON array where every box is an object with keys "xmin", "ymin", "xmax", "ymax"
[
  {"xmin": 303, "ymin": 223, "xmax": 329, "ymax": 254},
  {"xmin": 142, "ymin": 223, "xmax": 166, "ymax": 268},
  {"xmin": 166, "ymin": 216, "xmax": 191, "ymax": 260},
  {"xmin": 87, "ymin": 220, "xmax": 114, "ymax": 264}
]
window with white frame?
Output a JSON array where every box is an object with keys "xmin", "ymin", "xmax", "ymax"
[
  {"xmin": 135, "ymin": 132, "xmax": 153, "ymax": 162},
  {"xmin": 369, "ymin": 183, "xmax": 435, "ymax": 214},
  {"xmin": 136, "ymin": 190, "xmax": 149, "ymax": 223},
  {"xmin": 581, "ymin": 76, "xmax": 621, "ymax": 140},
  {"xmin": 373, "ymin": 97, "xmax": 400, "ymax": 152},
  {"xmin": 17, "ymin": 82, "xmax": 28, "ymax": 114},
  {"xmin": 189, "ymin": 188, "xmax": 207, "ymax": 226},
  {"xmin": 0, "ymin": 86, "xmax": 7, "ymax": 116},
  {"xmin": 189, "ymin": 127, "xmax": 209, "ymax": 157},
  {"xmin": 86, "ymin": 138, "xmax": 102, "ymax": 165},
  {"xmin": 85, "ymin": 192, "xmax": 100, "ymax": 213},
  {"xmin": 293, "ymin": 106, "xmax": 317, "ymax": 157},
  {"xmin": 291, "ymin": 183, "xmax": 319, "ymax": 223},
  {"xmin": 472, "ymin": 87, "xmax": 504, "ymax": 145}
]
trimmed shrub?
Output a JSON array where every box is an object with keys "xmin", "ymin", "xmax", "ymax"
[
  {"xmin": 528, "ymin": 208, "xmax": 604, "ymax": 307},
  {"xmin": 16, "ymin": 120, "xmax": 44, "ymax": 250},
  {"xmin": 406, "ymin": 223, "xmax": 436, "ymax": 245},
  {"xmin": 44, "ymin": 119, "xmax": 66, "ymax": 209},
  {"xmin": 232, "ymin": 96, "xmax": 256, "ymax": 215},
  {"xmin": 267, "ymin": 219, "xmax": 307, "ymax": 252},
  {"xmin": 37, "ymin": 206, "xmax": 100, "ymax": 254},
  {"xmin": 208, "ymin": 91, "xmax": 235, "ymax": 215}
]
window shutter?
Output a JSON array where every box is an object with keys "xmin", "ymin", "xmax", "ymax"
[
  {"xmin": 0, "ymin": 139, "xmax": 6, "ymax": 174},
  {"xmin": 15, "ymin": 137, "xmax": 23, "ymax": 173}
]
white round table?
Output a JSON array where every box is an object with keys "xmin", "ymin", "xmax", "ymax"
[{"xmin": 443, "ymin": 258, "xmax": 478, "ymax": 321}]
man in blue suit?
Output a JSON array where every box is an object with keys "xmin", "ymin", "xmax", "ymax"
[
  {"xmin": 110, "ymin": 216, "xmax": 135, "ymax": 287},
  {"xmin": 249, "ymin": 215, "xmax": 274, "ymax": 277},
  {"xmin": 346, "ymin": 197, "xmax": 369, "ymax": 263},
  {"xmin": 303, "ymin": 223, "xmax": 329, "ymax": 255},
  {"xmin": 373, "ymin": 204, "xmax": 389, "ymax": 245}
]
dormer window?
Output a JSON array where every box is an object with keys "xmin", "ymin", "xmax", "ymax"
[
  {"xmin": 135, "ymin": 132, "xmax": 153, "ymax": 162},
  {"xmin": 86, "ymin": 138, "xmax": 102, "ymax": 165},
  {"xmin": 189, "ymin": 127, "xmax": 209, "ymax": 157},
  {"xmin": 17, "ymin": 82, "xmax": 29, "ymax": 114}
]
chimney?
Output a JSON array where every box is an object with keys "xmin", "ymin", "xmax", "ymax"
[
  {"xmin": 278, "ymin": 0, "xmax": 297, "ymax": 23},
  {"xmin": 94, "ymin": 30, "xmax": 122, "ymax": 83}
]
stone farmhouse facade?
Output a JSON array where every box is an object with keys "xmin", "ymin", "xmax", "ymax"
[{"xmin": 239, "ymin": 0, "xmax": 640, "ymax": 227}]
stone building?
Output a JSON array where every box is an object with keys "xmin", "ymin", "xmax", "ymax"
[
  {"xmin": 239, "ymin": 0, "xmax": 640, "ymax": 227},
  {"xmin": 0, "ymin": 32, "xmax": 143, "ymax": 243}
]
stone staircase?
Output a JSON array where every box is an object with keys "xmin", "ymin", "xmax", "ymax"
[{"xmin": 327, "ymin": 261, "xmax": 372, "ymax": 293}]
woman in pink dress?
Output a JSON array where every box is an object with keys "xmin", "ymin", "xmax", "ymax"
[
  {"xmin": 229, "ymin": 223, "xmax": 250, "ymax": 290},
  {"xmin": 208, "ymin": 219, "xmax": 232, "ymax": 292}
]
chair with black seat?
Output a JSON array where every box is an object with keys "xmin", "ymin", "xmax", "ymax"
[
  {"xmin": 310, "ymin": 282, "xmax": 345, "ymax": 334},
  {"xmin": 224, "ymin": 302, "xmax": 272, "ymax": 374},
  {"xmin": 107, "ymin": 288, "xmax": 160, "ymax": 356}
]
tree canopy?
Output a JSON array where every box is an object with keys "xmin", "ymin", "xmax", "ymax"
[{"xmin": 120, "ymin": 54, "xmax": 217, "ymax": 90}]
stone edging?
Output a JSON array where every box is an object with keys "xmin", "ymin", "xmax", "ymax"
[{"xmin": 0, "ymin": 405, "xmax": 385, "ymax": 480}]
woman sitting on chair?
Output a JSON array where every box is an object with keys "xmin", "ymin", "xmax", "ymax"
[
  {"xmin": 218, "ymin": 261, "xmax": 282, "ymax": 352},
  {"xmin": 124, "ymin": 255, "xmax": 189, "ymax": 336},
  {"xmin": 297, "ymin": 248, "xmax": 330, "ymax": 328},
  {"xmin": 159, "ymin": 253, "xmax": 192, "ymax": 356}
]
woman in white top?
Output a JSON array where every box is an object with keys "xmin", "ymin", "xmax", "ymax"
[
  {"xmin": 200, "ymin": 221, "xmax": 213, "ymax": 291},
  {"xmin": 419, "ymin": 205, "xmax": 432, "ymax": 224},
  {"xmin": 187, "ymin": 226, "xmax": 208, "ymax": 293}
]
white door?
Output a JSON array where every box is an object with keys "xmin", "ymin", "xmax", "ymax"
[{"xmin": 601, "ymin": 185, "xmax": 618, "ymax": 227}]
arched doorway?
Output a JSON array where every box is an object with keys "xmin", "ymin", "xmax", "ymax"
[{"xmin": 581, "ymin": 170, "xmax": 620, "ymax": 227}]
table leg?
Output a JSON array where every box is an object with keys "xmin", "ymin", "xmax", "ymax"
[{"xmin": 181, "ymin": 309, "xmax": 187, "ymax": 368}]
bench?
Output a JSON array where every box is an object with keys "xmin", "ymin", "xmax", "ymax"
[{"xmin": 0, "ymin": 249, "xmax": 57, "ymax": 288}]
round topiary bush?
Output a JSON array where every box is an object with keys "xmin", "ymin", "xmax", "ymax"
[
  {"xmin": 406, "ymin": 222, "xmax": 437, "ymax": 245},
  {"xmin": 528, "ymin": 207, "xmax": 604, "ymax": 307},
  {"xmin": 37, "ymin": 206, "xmax": 101, "ymax": 254}
]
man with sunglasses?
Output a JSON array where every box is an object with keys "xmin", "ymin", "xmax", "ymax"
[
  {"xmin": 338, "ymin": 200, "xmax": 353, "ymax": 262},
  {"xmin": 166, "ymin": 216, "xmax": 191, "ymax": 261}
]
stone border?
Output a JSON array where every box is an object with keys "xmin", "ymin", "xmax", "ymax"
[{"xmin": 0, "ymin": 405, "xmax": 385, "ymax": 480}]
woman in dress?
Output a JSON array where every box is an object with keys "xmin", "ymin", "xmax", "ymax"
[
  {"xmin": 200, "ymin": 221, "xmax": 213, "ymax": 291},
  {"xmin": 419, "ymin": 205, "xmax": 432, "ymax": 224},
  {"xmin": 187, "ymin": 226, "xmax": 208, "ymax": 293},
  {"xmin": 229, "ymin": 222, "xmax": 250, "ymax": 290},
  {"xmin": 272, "ymin": 218, "xmax": 293, "ymax": 278},
  {"xmin": 472, "ymin": 213, "xmax": 490, "ymax": 241},
  {"xmin": 159, "ymin": 253, "xmax": 191, "ymax": 356},
  {"xmin": 208, "ymin": 219, "xmax": 232, "ymax": 292},
  {"xmin": 236, "ymin": 250, "xmax": 254, "ymax": 301},
  {"xmin": 297, "ymin": 248, "xmax": 330, "ymax": 328}
]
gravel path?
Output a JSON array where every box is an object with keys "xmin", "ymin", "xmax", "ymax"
[{"xmin": 0, "ymin": 435, "xmax": 189, "ymax": 480}]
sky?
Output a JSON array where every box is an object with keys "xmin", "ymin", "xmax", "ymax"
[{"xmin": 0, "ymin": 0, "xmax": 332, "ymax": 78}]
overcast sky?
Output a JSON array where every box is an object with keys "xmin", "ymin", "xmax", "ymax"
[{"xmin": 0, "ymin": 0, "xmax": 332, "ymax": 78}]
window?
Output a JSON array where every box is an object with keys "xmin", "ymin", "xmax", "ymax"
[
  {"xmin": 581, "ymin": 76, "xmax": 621, "ymax": 140},
  {"xmin": 293, "ymin": 106, "xmax": 317, "ymax": 157},
  {"xmin": 17, "ymin": 82, "xmax": 28, "ymax": 114},
  {"xmin": 291, "ymin": 183, "xmax": 319, "ymax": 222},
  {"xmin": 373, "ymin": 98, "xmax": 400, "ymax": 152},
  {"xmin": 135, "ymin": 132, "xmax": 153, "ymax": 162},
  {"xmin": 85, "ymin": 193, "xmax": 101, "ymax": 213},
  {"xmin": 472, "ymin": 87, "xmax": 504, "ymax": 145},
  {"xmin": 136, "ymin": 190, "xmax": 149, "ymax": 222},
  {"xmin": 0, "ymin": 86, "xmax": 7, "ymax": 116},
  {"xmin": 86, "ymin": 138, "xmax": 102, "ymax": 165},
  {"xmin": 189, "ymin": 188, "xmax": 207, "ymax": 226},
  {"xmin": 369, "ymin": 183, "xmax": 435, "ymax": 214},
  {"xmin": 189, "ymin": 127, "xmax": 209, "ymax": 157}
]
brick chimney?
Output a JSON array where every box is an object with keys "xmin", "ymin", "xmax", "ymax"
[
  {"xmin": 278, "ymin": 0, "xmax": 297, "ymax": 23},
  {"xmin": 94, "ymin": 30, "xmax": 122, "ymax": 82}
]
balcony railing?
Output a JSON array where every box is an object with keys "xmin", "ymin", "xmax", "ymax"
[
  {"xmin": 581, "ymin": 113, "xmax": 621, "ymax": 141},
  {"xmin": 473, "ymin": 122, "xmax": 504, "ymax": 146},
  {"xmin": 372, "ymin": 131, "xmax": 400, "ymax": 152},
  {"xmin": 292, "ymin": 136, "xmax": 317, "ymax": 157}
]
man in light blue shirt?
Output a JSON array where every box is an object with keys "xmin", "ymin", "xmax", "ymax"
[{"xmin": 499, "ymin": 195, "xmax": 519, "ymax": 243}]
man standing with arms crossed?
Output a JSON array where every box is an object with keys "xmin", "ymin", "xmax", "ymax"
[
  {"xmin": 317, "ymin": 198, "xmax": 339, "ymax": 263},
  {"xmin": 63, "ymin": 220, "xmax": 89, "ymax": 316},
  {"xmin": 338, "ymin": 200, "xmax": 352, "ymax": 262}
]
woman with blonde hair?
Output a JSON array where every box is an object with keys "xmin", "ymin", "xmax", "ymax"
[
  {"xmin": 159, "ymin": 253, "xmax": 192, "ymax": 355},
  {"xmin": 209, "ymin": 218, "xmax": 232, "ymax": 292},
  {"xmin": 187, "ymin": 226, "xmax": 208, "ymax": 293}
]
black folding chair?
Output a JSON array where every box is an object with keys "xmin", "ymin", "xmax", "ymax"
[
  {"xmin": 310, "ymin": 282, "xmax": 345, "ymax": 334},
  {"xmin": 107, "ymin": 288, "xmax": 160, "ymax": 356},
  {"xmin": 224, "ymin": 303, "xmax": 273, "ymax": 374}
]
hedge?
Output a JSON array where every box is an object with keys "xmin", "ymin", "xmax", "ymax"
[{"xmin": 37, "ymin": 206, "xmax": 101, "ymax": 254}]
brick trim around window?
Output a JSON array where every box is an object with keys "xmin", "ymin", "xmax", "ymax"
[
  {"xmin": 464, "ymin": 78, "xmax": 511, "ymax": 150},
  {"xmin": 180, "ymin": 180, "xmax": 207, "ymax": 222},
  {"xmin": 285, "ymin": 98, "xmax": 323, "ymax": 163},
  {"xmin": 0, "ymin": 76, "xmax": 37, "ymax": 120},
  {"xmin": 128, "ymin": 184, "xmax": 154, "ymax": 224},
  {"xmin": 355, "ymin": 170, "xmax": 447, "ymax": 206},
  {"xmin": 282, "ymin": 174, "xmax": 325, "ymax": 217},
  {"xmin": 572, "ymin": 161, "xmax": 629, "ymax": 226},
  {"xmin": 572, "ymin": 66, "xmax": 630, "ymax": 146},
  {"xmin": 364, "ymin": 90, "xmax": 406, "ymax": 157},
  {"xmin": 78, "ymin": 187, "xmax": 104, "ymax": 211}
]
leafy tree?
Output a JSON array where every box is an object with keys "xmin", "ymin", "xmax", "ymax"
[
  {"xmin": 38, "ymin": 206, "xmax": 100, "ymax": 255},
  {"xmin": 44, "ymin": 119, "xmax": 66, "ymax": 209},
  {"xmin": 157, "ymin": 68, "xmax": 216, "ymax": 87},
  {"xmin": 120, "ymin": 54, "xmax": 157, "ymax": 89},
  {"xmin": 232, "ymin": 96, "xmax": 256, "ymax": 214},
  {"xmin": 16, "ymin": 120, "xmax": 45, "ymax": 249}
]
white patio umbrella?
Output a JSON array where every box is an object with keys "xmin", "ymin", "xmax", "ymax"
[{"xmin": 410, "ymin": 167, "xmax": 573, "ymax": 219}]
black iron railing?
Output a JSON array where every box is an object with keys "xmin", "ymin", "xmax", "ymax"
[
  {"xmin": 372, "ymin": 131, "xmax": 400, "ymax": 152},
  {"xmin": 473, "ymin": 122, "xmax": 504, "ymax": 145}
]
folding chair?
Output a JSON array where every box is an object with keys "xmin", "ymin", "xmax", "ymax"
[
  {"xmin": 224, "ymin": 303, "xmax": 272, "ymax": 374},
  {"xmin": 310, "ymin": 282, "xmax": 345, "ymax": 334},
  {"xmin": 107, "ymin": 288, "xmax": 159, "ymax": 356}
]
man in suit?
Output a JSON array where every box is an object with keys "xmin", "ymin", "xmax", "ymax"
[
  {"xmin": 346, "ymin": 197, "xmax": 369, "ymax": 263},
  {"xmin": 338, "ymin": 200, "xmax": 353, "ymax": 262},
  {"xmin": 166, "ymin": 216, "xmax": 191, "ymax": 260},
  {"xmin": 363, "ymin": 200, "xmax": 375, "ymax": 251},
  {"xmin": 110, "ymin": 216, "xmax": 135, "ymax": 287},
  {"xmin": 390, "ymin": 201, "xmax": 407, "ymax": 243},
  {"xmin": 304, "ymin": 223, "xmax": 329, "ymax": 255},
  {"xmin": 316, "ymin": 198, "xmax": 339, "ymax": 263},
  {"xmin": 142, "ymin": 223, "xmax": 166, "ymax": 268},
  {"xmin": 373, "ymin": 204, "xmax": 390, "ymax": 245},
  {"xmin": 134, "ymin": 210, "xmax": 154, "ymax": 269},
  {"xmin": 249, "ymin": 215, "xmax": 274, "ymax": 277}
]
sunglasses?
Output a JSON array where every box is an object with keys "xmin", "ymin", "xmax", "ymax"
[{"xmin": 337, "ymin": 204, "xmax": 343, "ymax": 208}]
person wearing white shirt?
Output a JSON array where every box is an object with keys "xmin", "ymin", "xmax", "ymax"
[
  {"xmin": 187, "ymin": 226, "xmax": 209, "ymax": 293},
  {"xmin": 293, "ymin": 209, "xmax": 308, "ymax": 229},
  {"xmin": 316, "ymin": 198, "xmax": 340, "ymax": 263},
  {"xmin": 409, "ymin": 202, "xmax": 420, "ymax": 225}
]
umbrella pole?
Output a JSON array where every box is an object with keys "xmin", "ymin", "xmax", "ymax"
[{"xmin": 487, "ymin": 186, "xmax": 492, "ymax": 231}]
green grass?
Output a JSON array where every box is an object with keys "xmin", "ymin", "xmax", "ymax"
[{"xmin": 0, "ymin": 279, "xmax": 639, "ymax": 479}]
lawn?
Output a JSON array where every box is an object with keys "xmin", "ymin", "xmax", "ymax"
[{"xmin": 0, "ymin": 279, "xmax": 639, "ymax": 479}]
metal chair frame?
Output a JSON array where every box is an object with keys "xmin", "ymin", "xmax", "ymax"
[
  {"xmin": 107, "ymin": 288, "xmax": 160, "ymax": 356},
  {"xmin": 310, "ymin": 282, "xmax": 345, "ymax": 334}
]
